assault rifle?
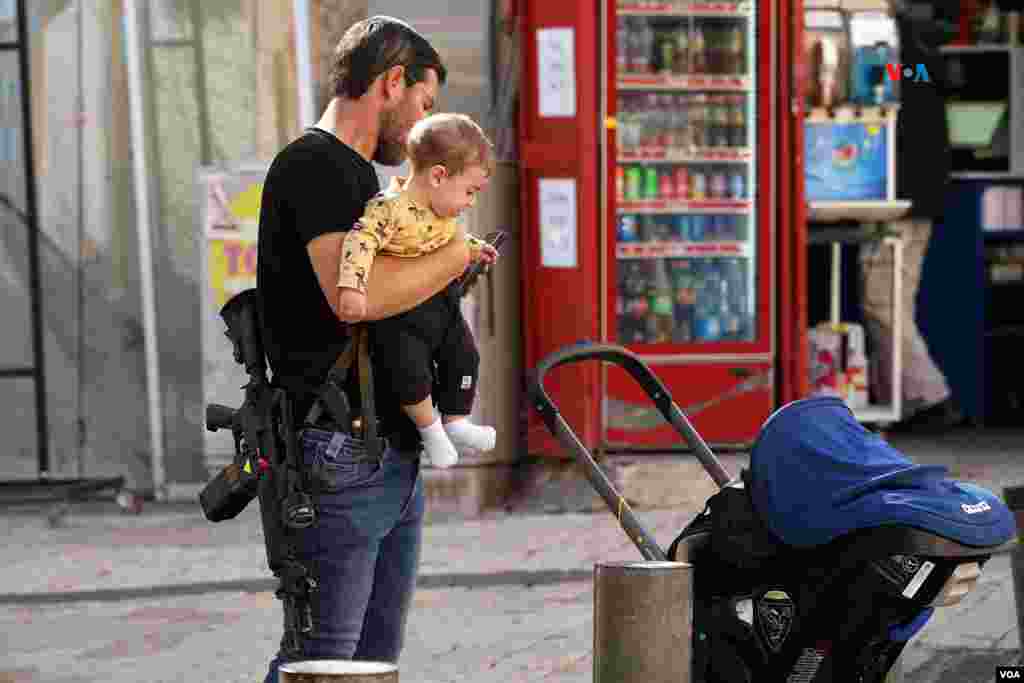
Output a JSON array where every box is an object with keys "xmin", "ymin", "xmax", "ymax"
[{"xmin": 198, "ymin": 288, "xmax": 317, "ymax": 659}]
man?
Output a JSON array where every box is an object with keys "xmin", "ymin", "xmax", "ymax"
[
  {"xmin": 859, "ymin": 0, "xmax": 962, "ymax": 433},
  {"xmin": 256, "ymin": 17, "xmax": 470, "ymax": 681}
]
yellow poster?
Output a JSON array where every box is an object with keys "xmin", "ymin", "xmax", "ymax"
[{"xmin": 205, "ymin": 177, "xmax": 263, "ymax": 309}]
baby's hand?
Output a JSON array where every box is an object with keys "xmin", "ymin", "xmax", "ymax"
[
  {"xmin": 477, "ymin": 243, "xmax": 499, "ymax": 265},
  {"xmin": 387, "ymin": 175, "xmax": 407, "ymax": 193},
  {"xmin": 337, "ymin": 288, "xmax": 367, "ymax": 322}
]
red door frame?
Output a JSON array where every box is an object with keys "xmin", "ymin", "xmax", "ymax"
[{"xmin": 519, "ymin": 0, "xmax": 603, "ymax": 456}]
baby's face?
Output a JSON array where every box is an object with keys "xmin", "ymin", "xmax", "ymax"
[{"xmin": 429, "ymin": 164, "xmax": 489, "ymax": 219}]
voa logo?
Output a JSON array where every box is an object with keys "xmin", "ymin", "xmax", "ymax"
[
  {"xmin": 961, "ymin": 500, "xmax": 992, "ymax": 514},
  {"xmin": 997, "ymin": 668, "xmax": 1021, "ymax": 679},
  {"xmin": 885, "ymin": 63, "xmax": 931, "ymax": 83}
]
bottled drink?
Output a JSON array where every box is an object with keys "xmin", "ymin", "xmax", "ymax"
[
  {"xmin": 634, "ymin": 20, "xmax": 654, "ymax": 74},
  {"xmin": 673, "ymin": 214, "xmax": 692, "ymax": 241},
  {"xmin": 647, "ymin": 259, "xmax": 675, "ymax": 343},
  {"xmin": 643, "ymin": 93, "xmax": 660, "ymax": 151},
  {"xmin": 690, "ymin": 214, "xmax": 707, "ymax": 241},
  {"xmin": 729, "ymin": 95, "xmax": 744, "ymax": 147},
  {"xmin": 674, "ymin": 166, "xmax": 690, "ymax": 199},
  {"xmin": 618, "ymin": 214, "xmax": 639, "ymax": 242},
  {"xmin": 730, "ymin": 171, "xmax": 746, "ymax": 199},
  {"xmin": 710, "ymin": 168, "xmax": 728, "ymax": 199},
  {"xmin": 659, "ymin": 168, "xmax": 675, "ymax": 200},
  {"xmin": 617, "ymin": 18, "xmax": 631, "ymax": 73},
  {"xmin": 617, "ymin": 166, "xmax": 625, "ymax": 201},
  {"xmin": 669, "ymin": 259, "xmax": 696, "ymax": 342},
  {"xmin": 674, "ymin": 26, "xmax": 690, "ymax": 75},
  {"xmin": 658, "ymin": 30, "xmax": 676, "ymax": 75},
  {"xmin": 694, "ymin": 262, "xmax": 722, "ymax": 342},
  {"xmin": 690, "ymin": 168, "xmax": 706, "ymax": 200},
  {"xmin": 691, "ymin": 94, "xmax": 707, "ymax": 148},
  {"xmin": 625, "ymin": 165, "xmax": 643, "ymax": 200},
  {"xmin": 729, "ymin": 26, "xmax": 745, "ymax": 74},
  {"xmin": 619, "ymin": 261, "xmax": 650, "ymax": 344},
  {"xmin": 690, "ymin": 25, "xmax": 706, "ymax": 74},
  {"xmin": 714, "ymin": 96, "xmax": 731, "ymax": 147},
  {"xmin": 644, "ymin": 166, "xmax": 660, "ymax": 199}
]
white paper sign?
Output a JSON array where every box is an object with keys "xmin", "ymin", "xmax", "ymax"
[
  {"xmin": 537, "ymin": 27, "xmax": 576, "ymax": 118},
  {"xmin": 539, "ymin": 178, "xmax": 577, "ymax": 268}
]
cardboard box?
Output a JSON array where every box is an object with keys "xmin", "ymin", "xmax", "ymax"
[
  {"xmin": 808, "ymin": 322, "xmax": 869, "ymax": 410},
  {"xmin": 804, "ymin": 108, "xmax": 896, "ymax": 202}
]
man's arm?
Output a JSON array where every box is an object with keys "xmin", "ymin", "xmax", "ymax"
[{"xmin": 308, "ymin": 232, "xmax": 470, "ymax": 322}]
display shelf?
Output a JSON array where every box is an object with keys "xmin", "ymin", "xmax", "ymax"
[
  {"xmin": 807, "ymin": 200, "xmax": 911, "ymax": 224},
  {"xmin": 619, "ymin": 198, "xmax": 750, "ymax": 213},
  {"xmin": 617, "ymin": 240, "xmax": 753, "ymax": 259},
  {"xmin": 983, "ymin": 229, "xmax": 1024, "ymax": 242},
  {"xmin": 618, "ymin": 74, "xmax": 751, "ymax": 91},
  {"xmin": 620, "ymin": 148, "xmax": 752, "ymax": 163},
  {"xmin": 617, "ymin": 2, "xmax": 752, "ymax": 18}
]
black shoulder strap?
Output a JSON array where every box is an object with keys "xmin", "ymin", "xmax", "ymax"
[
  {"xmin": 353, "ymin": 326, "xmax": 384, "ymax": 460},
  {"xmin": 304, "ymin": 325, "xmax": 383, "ymax": 460}
]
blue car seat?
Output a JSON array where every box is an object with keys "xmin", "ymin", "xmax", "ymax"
[{"xmin": 747, "ymin": 396, "xmax": 1016, "ymax": 550}]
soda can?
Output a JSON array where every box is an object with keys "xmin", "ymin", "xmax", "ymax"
[
  {"xmin": 690, "ymin": 214, "xmax": 706, "ymax": 241},
  {"xmin": 674, "ymin": 166, "xmax": 689, "ymax": 198},
  {"xmin": 618, "ymin": 214, "xmax": 639, "ymax": 242},
  {"xmin": 659, "ymin": 169, "xmax": 675, "ymax": 200},
  {"xmin": 673, "ymin": 215, "xmax": 691, "ymax": 241},
  {"xmin": 625, "ymin": 165, "xmax": 642, "ymax": 200},
  {"xmin": 730, "ymin": 172, "xmax": 746, "ymax": 199},
  {"xmin": 644, "ymin": 166, "xmax": 660, "ymax": 199},
  {"xmin": 691, "ymin": 170, "xmax": 706, "ymax": 200},
  {"xmin": 710, "ymin": 170, "xmax": 728, "ymax": 199}
]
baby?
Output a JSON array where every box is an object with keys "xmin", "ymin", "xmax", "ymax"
[{"xmin": 337, "ymin": 113, "xmax": 499, "ymax": 468}]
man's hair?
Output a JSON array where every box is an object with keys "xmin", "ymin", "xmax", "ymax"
[
  {"xmin": 329, "ymin": 16, "xmax": 447, "ymax": 99},
  {"xmin": 407, "ymin": 113, "xmax": 495, "ymax": 177}
]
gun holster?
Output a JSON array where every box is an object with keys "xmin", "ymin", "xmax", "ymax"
[{"xmin": 304, "ymin": 325, "xmax": 385, "ymax": 462}]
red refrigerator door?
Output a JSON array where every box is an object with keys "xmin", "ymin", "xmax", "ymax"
[
  {"xmin": 604, "ymin": 0, "xmax": 776, "ymax": 448},
  {"xmin": 520, "ymin": 0, "xmax": 603, "ymax": 457}
]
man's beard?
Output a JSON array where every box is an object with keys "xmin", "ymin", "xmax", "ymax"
[{"xmin": 373, "ymin": 107, "xmax": 409, "ymax": 166}]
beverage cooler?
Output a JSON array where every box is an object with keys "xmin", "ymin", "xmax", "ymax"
[{"xmin": 520, "ymin": 0, "xmax": 792, "ymax": 455}]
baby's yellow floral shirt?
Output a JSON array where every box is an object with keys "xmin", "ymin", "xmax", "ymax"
[{"xmin": 338, "ymin": 190, "xmax": 485, "ymax": 293}]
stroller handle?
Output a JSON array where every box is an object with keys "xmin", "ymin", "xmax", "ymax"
[{"xmin": 528, "ymin": 342, "xmax": 734, "ymax": 561}]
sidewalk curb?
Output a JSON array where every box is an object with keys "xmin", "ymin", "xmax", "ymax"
[{"xmin": 0, "ymin": 568, "xmax": 594, "ymax": 606}]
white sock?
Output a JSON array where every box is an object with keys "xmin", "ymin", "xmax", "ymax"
[
  {"xmin": 443, "ymin": 417, "xmax": 497, "ymax": 452},
  {"xmin": 418, "ymin": 417, "xmax": 459, "ymax": 469}
]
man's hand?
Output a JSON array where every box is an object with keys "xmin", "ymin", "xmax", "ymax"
[{"xmin": 337, "ymin": 287, "xmax": 367, "ymax": 322}]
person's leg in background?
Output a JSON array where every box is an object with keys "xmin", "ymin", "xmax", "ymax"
[{"xmin": 859, "ymin": 218, "xmax": 961, "ymax": 431}]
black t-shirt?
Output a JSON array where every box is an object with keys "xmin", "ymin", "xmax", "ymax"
[{"xmin": 257, "ymin": 128, "xmax": 421, "ymax": 450}]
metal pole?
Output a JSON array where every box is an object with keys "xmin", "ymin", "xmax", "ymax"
[
  {"xmin": 1004, "ymin": 485, "xmax": 1024, "ymax": 653},
  {"xmin": 292, "ymin": 0, "xmax": 314, "ymax": 128},
  {"xmin": 123, "ymin": 0, "xmax": 167, "ymax": 498},
  {"xmin": 16, "ymin": 0, "xmax": 51, "ymax": 477},
  {"xmin": 593, "ymin": 561, "xmax": 693, "ymax": 683},
  {"xmin": 187, "ymin": 0, "xmax": 212, "ymax": 166}
]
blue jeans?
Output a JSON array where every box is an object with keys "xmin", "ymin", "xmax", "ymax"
[{"xmin": 263, "ymin": 428, "xmax": 424, "ymax": 683}]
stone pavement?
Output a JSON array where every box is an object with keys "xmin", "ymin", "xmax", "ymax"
[{"xmin": 1, "ymin": 428, "xmax": 1023, "ymax": 681}]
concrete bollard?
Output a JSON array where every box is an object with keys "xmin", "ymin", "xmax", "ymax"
[
  {"xmin": 593, "ymin": 561, "xmax": 694, "ymax": 683},
  {"xmin": 1004, "ymin": 484, "xmax": 1024, "ymax": 651},
  {"xmin": 278, "ymin": 661, "xmax": 398, "ymax": 683}
]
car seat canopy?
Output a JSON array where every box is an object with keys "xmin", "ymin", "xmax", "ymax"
[{"xmin": 748, "ymin": 397, "xmax": 1016, "ymax": 549}]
